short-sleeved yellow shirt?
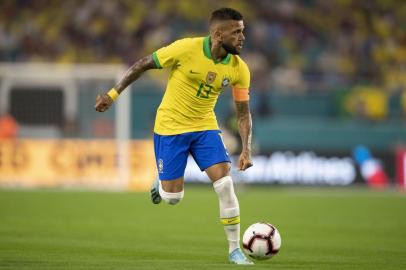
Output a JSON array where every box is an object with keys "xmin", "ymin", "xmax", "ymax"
[{"xmin": 152, "ymin": 36, "xmax": 250, "ymax": 135}]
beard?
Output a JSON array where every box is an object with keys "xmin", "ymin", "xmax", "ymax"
[{"xmin": 222, "ymin": 42, "xmax": 240, "ymax": 55}]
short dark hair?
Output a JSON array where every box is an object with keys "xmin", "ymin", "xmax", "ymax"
[{"xmin": 210, "ymin": 7, "xmax": 243, "ymax": 23}]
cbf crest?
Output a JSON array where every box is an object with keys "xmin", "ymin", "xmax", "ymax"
[
  {"xmin": 206, "ymin": 71, "xmax": 217, "ymax": 85},
  {"xmin": 158, "ymin": 159, "xmax": 164, "ymax": 173}
]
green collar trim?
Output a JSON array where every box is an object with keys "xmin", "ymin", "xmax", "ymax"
[{"xmin": 203, "ymin": 36, "xmax": 231, "ymax": 65}]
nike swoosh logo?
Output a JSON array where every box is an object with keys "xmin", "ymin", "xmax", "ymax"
[{"xmin": 189, "ymin": 70, "xmax": 200, "ymax": 74}]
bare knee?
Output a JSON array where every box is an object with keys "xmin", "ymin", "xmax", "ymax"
[
  {"xmin": 161, "ymin": 178, "xmax": 184, "ymax": 192},
  {"xmin": 205, "ymin": 162, "xmax": 231, "ymax": 182}
]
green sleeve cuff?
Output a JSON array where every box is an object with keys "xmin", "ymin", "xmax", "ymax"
[{"xmin": 152, "ymin": 52, "xmax": 162, "ymax": 69}]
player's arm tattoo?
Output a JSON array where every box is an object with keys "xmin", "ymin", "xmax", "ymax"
[
  {"xmin": 235, "ymin": 100, "xmax": 252, "ymax": 154},
  {"xmin": 114, "ymin": 55, "xmax": 157, "ymax": 94}
]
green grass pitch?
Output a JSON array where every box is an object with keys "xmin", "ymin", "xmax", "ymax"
[{"xmin": 1, "ymin": 186, "xmax": 406, "ymax": 270}]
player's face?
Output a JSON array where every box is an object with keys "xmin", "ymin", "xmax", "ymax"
[{"xmin": 219, "ymin": 20, "xmax": 245, "ymax": 55}]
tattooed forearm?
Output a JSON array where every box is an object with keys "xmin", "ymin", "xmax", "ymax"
[
  {"xmin": 235, "ymin": 101, "xmax": 252, "ymax": 153},
  {"xmin": 114, "ymin": 55, "xmax": 157, "ymax": 93}
]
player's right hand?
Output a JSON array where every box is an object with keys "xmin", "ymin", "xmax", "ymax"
[
  {"xmin": 238, "ymin": 150, "xmax": 253, "ymax": 171},
  {"xmin": 95, "ymin": 94, "xmax": 113, "ymax": 112}
]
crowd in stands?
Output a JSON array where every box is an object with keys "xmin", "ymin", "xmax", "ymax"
[{"xmin": 1, "ymin": 0, "xmax": 405, "ymax": 120}]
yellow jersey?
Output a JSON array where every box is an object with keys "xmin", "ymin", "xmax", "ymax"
[{"xmin": 152, "ymin": 36, "xmax": 250, "ymax": 135}]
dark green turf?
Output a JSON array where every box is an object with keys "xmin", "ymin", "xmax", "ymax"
[{"xmin": 1, "ymin": 186, "xmax": 406, "ymax": 269}]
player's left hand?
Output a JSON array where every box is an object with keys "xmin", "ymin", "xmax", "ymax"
[{"xmin": 238, "ymin": 150, "xmax": 253, "ymax": 171}]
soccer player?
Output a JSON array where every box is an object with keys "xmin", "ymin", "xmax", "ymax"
[{"xmin": 95, "ymin": 7, "xmax": 253, "ymax": 265}]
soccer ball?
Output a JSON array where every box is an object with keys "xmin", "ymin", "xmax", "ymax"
[{"xmin": 242, "ymin": 222, "xmax": 281, "ymax": 260}]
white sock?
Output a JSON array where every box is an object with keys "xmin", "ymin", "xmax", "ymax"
[
  {"xmin": 213, "ymin": 176, "xmax": 240, "ymax": 253},
  {"xmin": 158, "ymin": 181, "xmax": 184, "ymax": 205}
]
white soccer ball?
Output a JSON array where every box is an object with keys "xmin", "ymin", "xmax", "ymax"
[{"xmin": 242, "ymin": 222, "xmax": 282, "ymax": 260}]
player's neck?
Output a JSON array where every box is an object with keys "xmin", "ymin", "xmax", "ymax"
[
  {"xmin": 210, "ymin": 39, "xmax": 228, "ymax": 62},
  {"xmin": 211, "ymin": 47, "xmax": 228, "ymax": 62}
]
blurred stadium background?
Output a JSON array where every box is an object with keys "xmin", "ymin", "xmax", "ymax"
[
  {"xmin": 1, "ymin": 1, "xmax": 406, "ymax": 269},
  {"xmin": 1, "ymin": 0, "xmax": 405, "ymax": 189}
]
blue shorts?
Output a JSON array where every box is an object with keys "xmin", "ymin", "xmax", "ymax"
[{"xmin": 153, "ymin": 130, "xmax": 231, "ymax": 180}]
